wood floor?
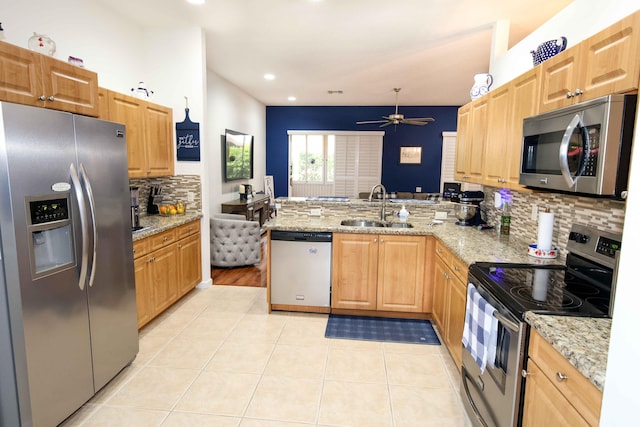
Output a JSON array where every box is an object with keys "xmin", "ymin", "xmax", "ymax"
[{"xmin": 210, "ymin": 235, "xmax": 267, "ymax": 287}]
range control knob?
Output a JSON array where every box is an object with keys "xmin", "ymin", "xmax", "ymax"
[{"xmin": 569, "ymin": 232, "xmax": 590, "ymax": 244}]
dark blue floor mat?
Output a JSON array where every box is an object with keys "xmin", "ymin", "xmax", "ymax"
[{"xmin": 325, "ymin": 315, "xmax": 441, "ymax": 345}]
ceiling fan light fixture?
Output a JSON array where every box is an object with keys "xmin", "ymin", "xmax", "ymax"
[{"xmin": 264, "ymin": 73, "xmax": 276, "ymax": 80}]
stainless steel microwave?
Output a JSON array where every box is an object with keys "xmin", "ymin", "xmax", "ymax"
[{"xmin": 520, "ymin": 94, "xmax": 637, "ymax": 198}]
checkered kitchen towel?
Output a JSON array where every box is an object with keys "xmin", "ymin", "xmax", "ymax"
[{"xmin": 462, "ymin": 283, "xmax": 499, "ymax": 373}]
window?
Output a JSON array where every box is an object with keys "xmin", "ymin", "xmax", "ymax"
[{"xmin": 287, "ymin": 131, "xmax": 384, "ymax": 198}]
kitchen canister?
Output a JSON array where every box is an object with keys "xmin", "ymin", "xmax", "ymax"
[
  {"xmin": 470, "ymin": 73, "xmax": 493, "ymax": 100},
  {"xmin": 531, "ymin": 37, "xmax": 567, "ymax": 66}
]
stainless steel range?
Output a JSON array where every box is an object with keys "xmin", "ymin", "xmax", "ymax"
[{"xmin": 460, "ymin": 224, "xmax": 620, "ymax": 427}]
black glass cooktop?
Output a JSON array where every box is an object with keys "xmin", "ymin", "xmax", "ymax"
[{"xmin": 469, "ymin": 262, "xmax": 610, "ymax": 318}]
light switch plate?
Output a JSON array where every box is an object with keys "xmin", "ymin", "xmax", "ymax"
[
  {"xmin": 494, "ymin": 193, "xmax": 502, "ymax": 208},
  {"xmin": 435, "ymin": 211, "xmax": 447, "ymax": 220}
]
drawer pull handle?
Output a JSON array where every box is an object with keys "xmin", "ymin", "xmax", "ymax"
[
  {"xmin": 521, "ymin": 369, "xmax": 530, "ymax": 378},
  {"xmin": 556, "ymin": 372, "xmax": 568, "ymax": 382},
  {"xmin": 455, "ymin": 266, "xmax": 460, "ymax": 271},
  {"xmin": 163, "ymin": 237, "xmax": 168, "ymax": 241}
]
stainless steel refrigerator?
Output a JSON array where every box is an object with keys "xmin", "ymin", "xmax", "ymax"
[{"xmin": 0, "ymin": 102, "xmax": 139, "ymax": 426}]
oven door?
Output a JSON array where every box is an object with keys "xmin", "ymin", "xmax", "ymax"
[{"xmin": 460, "ymin": 275, "xmax": 527, "ymax": 427}]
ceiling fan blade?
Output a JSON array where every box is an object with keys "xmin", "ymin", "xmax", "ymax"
[
  {"xmin": 405, "ymin": 117, "xmax": 435, "ymax": 122},
  {"xmin": 401, "ymin": 120, "xmax": 429, "ymax": 126},
  {"xmin": 356, "ymin": 120, "xmax": 388, "ymax": 125},
  {"xmin": 379, "ymin": 122, "xmax": 395, "ymax": 128}
]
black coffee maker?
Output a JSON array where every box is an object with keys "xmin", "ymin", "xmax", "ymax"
[{"xmin": 452, "ymin": 191, "xmax": 485, "ymax": 226}]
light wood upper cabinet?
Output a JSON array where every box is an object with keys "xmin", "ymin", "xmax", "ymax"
[
  {"xmin": 455, "ymin": 97, "xmax": 487, "ymax": 184},
  {"xmin": 331, "ymin": 233, "xmax": 426, "ymax": 313},
  {"xmin": 539, "ymin": 10, "xmax": 640, "ymax": 112},
  {"xmin": 97, "ymin": 87, "xmax": 109, "ymax": 120},
  {"xmin": 508, "ymin": 69, "xmax": 540, "ymax": 185},
  {"xmin": 107, "ymin": 90, "xmax": 174, "ymax": 178},
  {"xmin": 0, "ymin": 40, "xmax": 98, "ymax": 116}
]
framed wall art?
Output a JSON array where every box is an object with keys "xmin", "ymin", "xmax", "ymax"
[{"xmin": 399, "ymin": 146, "xmax": 422, "ymax": 165}]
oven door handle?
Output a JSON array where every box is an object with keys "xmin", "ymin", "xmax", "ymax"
[
  {"xmin": 461, "ymin": 364, "xmax": 496, "ymax": 427},
  {"xmin": 494, "ymin": 311, "xmax": 519, "ymax": 332}
]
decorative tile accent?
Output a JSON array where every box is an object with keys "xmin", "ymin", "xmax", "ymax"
[{"xmin": 130, "ymin": 175, "xmax": 201, "ymax": 215}]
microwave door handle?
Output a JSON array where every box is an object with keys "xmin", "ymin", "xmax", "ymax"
[{"xmin": 559, "ymin": 114, "xmax": 589, "ymax": 188}]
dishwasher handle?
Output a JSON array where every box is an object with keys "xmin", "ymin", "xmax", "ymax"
[{"xmin": 270, "ymin": 230, "xmax": 332, "ymax": 242}]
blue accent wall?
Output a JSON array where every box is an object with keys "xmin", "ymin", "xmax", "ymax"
[{"xmin": 266, "ymin": 106, "xmax": 459, "ymax": 197}]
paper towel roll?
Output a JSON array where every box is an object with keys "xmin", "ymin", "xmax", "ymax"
[{"xmin": 537, "ymin": 212, "xmax": 554, "ymax": 251}]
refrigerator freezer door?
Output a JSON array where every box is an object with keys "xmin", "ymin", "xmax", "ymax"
[
  {"xmin": 74, "ymin": 115, "xmax": 138, "ymax": 391},
  {"xmin": 1, "ymin": 103, "xmax": 94, "ymax": 426}
]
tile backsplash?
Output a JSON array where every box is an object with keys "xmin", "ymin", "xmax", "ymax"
[
  {"xmin": 129, "ymin": 175, "xmax": 201, "ymax": 215},
  {"xmin": 482, "ymin": 186, "xmax": 625, "ymax": 258}
]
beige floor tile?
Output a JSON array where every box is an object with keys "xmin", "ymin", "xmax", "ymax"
[
  {"xmin": 107, "ymin": 366, "xmax": 199, "ymax": 410},
  {"xmin": 179, "ymin": 314, "xmax": 241, "ymax": 341},
  {"xmin": 80, "ymin": 405, "xmax": 169, "ymax": 427},
  {"xmin": 244, "ymin": 376, "xmax": 322, "ymax": 424},
  {"xmin": 390, "ymin": 384, "xmax": 470, "ymax": 427},
  {"xmin": 263, "ymin": 344, "xmax": 328, "ymax": 379},
  {"xmin": 277, "ymin": 317, "xmax": 330, "ymax": 347},
  {"xmin": 239, "ymin": 419, "xmax": 314, "ymax": 427},
  {"xmin": 174, "ymin": 371, "xmax": 260, "ymax": 416},
  {"xmin": 59, "ymin": 403, "xmax": 100, "ymax": 426},
  {"xmin": 90, "ymin": 364, "xmax": 143, "ymax": 404},
  {"xmin": 161, "ymin": 411, "xmax": 241, "ymax": 427},
  {"xmin": 148, "ymin": 335, "xmax": 222, "ymax": 369},
  {"xmin": 385, "ymin": 353, "xmax": 451, "ymax": 388},
  {"xmin": 318, "ymin": 380, "xmax": 392, "ymax": 427},
  {"xmin": 134, "ymin": 334, "xmax": 171, "ymax": 367},
  {"xmin": 205, "ymin": 341, "xmax": 275, "ymax": 374},
  {"xmin": 325, "ymin": 347, "xmax": 387, "ymax": 383},
  {"xmin": 226, "ymin": 314, "xmax": 288, "ymax": 343}
]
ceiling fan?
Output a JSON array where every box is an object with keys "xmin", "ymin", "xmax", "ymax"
[{"xmin": 356, "ymin": 88, "xmax": 435, "ymax": 127}]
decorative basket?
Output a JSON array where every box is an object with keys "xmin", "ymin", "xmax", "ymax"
[{"xmin": 531, "ymin": 37, "xmax": 567, "ymax": 66}]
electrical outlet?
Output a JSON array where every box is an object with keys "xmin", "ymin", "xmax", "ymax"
[
  {"xmin": 415, "ymin": 187, "xmax": 422, "ymax": 193},
  {"xmin": 531, "ymin": 204, "xmax": 538, "ymax": 221},
  {"xmin": 187, "ymin": 191, "xmax": 195, "ymax": 202},
  {"xmin": 435, "ymin": 211, "xmax": 447, "ymax": 220},
  {"xmin": 310, "ymin": 208, "xmax": 322, "ymax": 217}
]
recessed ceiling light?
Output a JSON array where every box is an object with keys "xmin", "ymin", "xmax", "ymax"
[
  {"xmin": 288, "ymin": 96, "xmax": 297, "ymax": 101},
  {"xmin": 264, "ymin": 73, "xmax": 276, "ymax": 80},
  {"xmin": 186, "ymin": 0, "xmax": 205, "ymax": 5}
]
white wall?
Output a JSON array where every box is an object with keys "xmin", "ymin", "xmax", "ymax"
[
  {"xmin": 489, "ymin": 1, "xmax": 640, "ymax": 424},
  {"xmin": 207, "ymin": 72, "xmax": 267, "ymax": 213}
]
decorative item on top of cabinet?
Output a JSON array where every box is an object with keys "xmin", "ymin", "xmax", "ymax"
[
  {"xmin": 530, "ymin": 37, "xmax": 567, "ymax": 66},
  {"xmin": 539, "ymin": 10, "xmax": 640, "ymax": 113},
  {"xmin": 331, "ymin": 233, "xmax": 427, "ymax": 314},
  {"xmin": 107, "ymin": 90, "xmax": 174, "ymax": 178},
  {"xmin": 0, "ymin": 40, "xmax": 99, "ymax": 117},
  {"xmin": 469, "ymin": 73, "xmax": 493, "ymax": 100}
]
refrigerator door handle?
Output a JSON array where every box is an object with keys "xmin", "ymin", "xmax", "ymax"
[
  {"xmin": 79, "ymin": 164, "xmax": 98, "ymax": 288},
  {"xmin": 70, "ymin": 163, "xmax": 89, "ymax": 291}
]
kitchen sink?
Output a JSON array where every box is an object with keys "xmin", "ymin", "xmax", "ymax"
[
  {"xmin": 339, "ymin": 219, "xmax": 413, "ymax": 228},
  {"xmin": 340, "ymin": 219, "xmax": 386, "ymax": 227}
]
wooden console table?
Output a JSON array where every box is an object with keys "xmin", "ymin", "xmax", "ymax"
[{"xmin": 221, "ymin": 194, "xmax": 271, "ymax": 226}]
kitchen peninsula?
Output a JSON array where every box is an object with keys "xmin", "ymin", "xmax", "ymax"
[{"xmin": 265, "ymin": 197, "xmax": 610, "ymax": 402}]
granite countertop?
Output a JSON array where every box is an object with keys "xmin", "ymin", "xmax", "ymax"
[
  {"xmin": 266, "ymin": 213, "xmax": 610, "ymax": 391},
  {"xmin": 132, "ymin": 212, "xmax": 202, "ymax": 241},
  {"xmin": 525, "ymin": 312, "xmax": 610, "ymax": 391}
]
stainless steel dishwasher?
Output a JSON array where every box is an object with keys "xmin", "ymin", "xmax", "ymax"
[{"xmin": 270, "ymin": 230, "xmax": 332, "ymax": 308}]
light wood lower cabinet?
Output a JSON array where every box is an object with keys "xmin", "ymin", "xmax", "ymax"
[
  {"xmin": 523, "ymin": 329, "xmax": 602, "ymax": 427},
  {"xmin": 433, "ymin": 239, "xmax": 468, "ymax": 369},
  {"xmin": 133, "ymin": 220, "xmax": 201, "ymax": 329},
  {"xmin": 331, "ymin": 233, "xmax": 427, "ymax": 313}
]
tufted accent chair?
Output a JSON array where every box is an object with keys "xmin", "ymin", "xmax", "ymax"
[{"xmin": 210, "ymin": 214, "xmax": 261, "ymax": 267}]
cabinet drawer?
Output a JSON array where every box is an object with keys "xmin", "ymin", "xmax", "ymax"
[
  {"xmin": 450, "ymin": 255, "xmax": 468, "ymax": 282},
  {"xmin": 434, "ymin": 239, "xmax": 451, "ymax": 264},
  {"xmin": 149, "ymin": 229, "xmax": 177, "ymax": 251},
  {"xmin": 132, "ymin": 238, "xmax": 150, "ymax": 259},
  {"xmin": 528, "ymin": 329, "xmax": 602, "ymax": 426},
  {"xmin": 176, "ymin": 220, "xmax": 200, "ymax": 240}
]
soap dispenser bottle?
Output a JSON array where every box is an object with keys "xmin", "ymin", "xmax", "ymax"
[{"xmin": 398, "ymin": 205, "xmax": 410, "ymax": 222}]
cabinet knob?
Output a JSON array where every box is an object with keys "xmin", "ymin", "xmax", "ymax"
[
  {"xmin": 574, "ymin": 88, "xmax": 583, "ymax": 96},
  {"xmin": 521, "ymin": 369, "xmax": 530, "ymax": 378},
  {"xmin": 566, "ymin": 92, "xmax": 574, "ymax": 98},
  {"xmin": 47, "ymin": 96, "xmax": 55, "ymax": 102},
  {"xmin": 38, "ymin": 95, "xmax": 46, "ymax": 101},
  {"xmin": 163, "ymin": 237, "xmax": 168, "ymax": 241},
  {"xmin": 373, "ymin": 238, "xmax": 378, "ymax": 243},
  {"xmin": 455, "ymin": 266, "xmax": 461, "ymax": 271},
  {"xmin": 556, "ymin": 372, "xmax": 569, "ymax": 382}
]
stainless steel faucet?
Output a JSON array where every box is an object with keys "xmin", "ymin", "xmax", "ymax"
[{"xmin": 368, "ymin": 184, "xmax": 387, "ymax": 221}]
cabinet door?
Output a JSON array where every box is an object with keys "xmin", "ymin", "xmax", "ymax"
[
  {"xmin": 177, "ymin": 233, "xmax": 202, "ymax": 296},
  {"xmin": 580, "ymin": 10, "xmax": 640, "ymax": 101},
  {"xmin": 0, "ymin": 41, "xmax": 43, "ymax": 107},
  {"xmin": 508, "ymin": 69, "xmax": 540, "ymax": 187},
  {"xmin": 432, "ymin": 256, "xmax": 448, "ymax": 331},
  {"xmin": 108, "ymin": 91, "xmax": 147, "ymax": 177},
  {"xmin": 446, "ymin": 276, "xmax": 467, "ymax": 369},
  {"xmin": 97, "ymin": 87, "xmax": 109, "ymax": 120},
  {"xmin": 539, "ymin": 44, "xmax": 581, "ymax": 112},
  {"xmin": 134, "ymin": 256, "xmax": 154, "ymax": 329},
  {"xmin": 40, "ymin": 55, "xmax": 98, "ymax": 117},
  {"xmin": 150, "ymin": 243, "xmax": 179, "ymax": 313},
  {"xmin": 144, "ymin": 102, "xmax": 174, "ymax": 177},
  {"xmin": 522, "ymin": 360, "xmax": 590, "ymax": 427},
  {"xmin": 377, "ymin": 235, "xmax": 425, "ymax": 312},
  {"xmin": 467, "ymin": 97, "xmax": 489, "ymax": 183},
  {"xmin": 454, "ymin": 104, "xmax": 472, "ymax": 181},
  {"xmin": 483, "ymin": 84, "xmax": 511, "ymax": 186},
  {"xmin": 331, "ymin": 233, "xmax": 378, "ymax": 310}
]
